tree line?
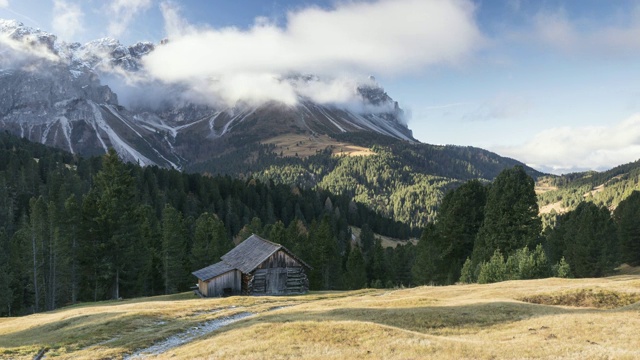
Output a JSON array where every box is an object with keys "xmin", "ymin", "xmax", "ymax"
[
  {"xmin": 412, "ymin": 166, "xmax": 638, "ymax": 285},
  {"xmin": 0, "ymin": 133, "xmax": 413, "ymax": 316},
  {"xmin": 2, "ymin": 132, "xmax": 637, "ymax": 317},
  {"xmin": 188, "ymin": 131, "xmax": 543, "ymax": 231}
]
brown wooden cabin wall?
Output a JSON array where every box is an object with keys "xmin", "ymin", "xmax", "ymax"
[
  {"xmin": 244, "ymin": 250, "xmax": 309, "ymax": 296},
  {"xmin": 256, "ymin": 250, "xmax": 301, "ymax": 270},
  {"xmin": 204, "ymin": 270, "xmax": 241, "ymax": 297},
  {"xmin": 198, "ymin": 279, "xmax": 208, "ymax": 297}
]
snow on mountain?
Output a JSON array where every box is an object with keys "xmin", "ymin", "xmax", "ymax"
[{"xmin": 0, "ymin": 19, "xmax": 414, "ymax": 169}]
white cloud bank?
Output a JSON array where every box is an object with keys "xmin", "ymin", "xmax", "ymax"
[
  {"xmin": 495, "ymin": 115, "xmax": 640, "ymax": 174},
  {"xmin": 532, "ymin": 9, "xmax": 640, "ymax": 56},
  {"xmin": 106, "ymin": 0, "xmax": 152, "ymax": 38},
  {"xmin": 142, "ymin": 0, "xmax": 483, "ymax": 107},
  {"xmin": 52, "ymin": 0, "xmax": 84, "ymax": 41},
  {"xmin": 0, "ymin": 20, "xmax": 60, "ymax": 64}
]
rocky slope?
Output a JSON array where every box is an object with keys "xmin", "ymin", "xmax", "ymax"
[{"xmin": 0, "ymin": 19, "xmax": 413, "ymax": 169}]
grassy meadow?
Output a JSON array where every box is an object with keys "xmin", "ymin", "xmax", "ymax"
[{"xmin": 2, "ymin": 274, "xmax": 640, "ymax": 359}]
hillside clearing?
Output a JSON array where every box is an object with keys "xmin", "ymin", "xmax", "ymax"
[
  {"xmin": 2, "ymin": 277, "xmax": 640, "ymax": 359},
  {"xmin": 349, "ymin": 226, "xmax": 418, "ymax": 248},
  {"xmin": 262, "ymin": 134, "xmax": 374, "ymax": 158},
  {"xmin": 539, "ymin": 200, "xmax": 567, "ymax": 215}
]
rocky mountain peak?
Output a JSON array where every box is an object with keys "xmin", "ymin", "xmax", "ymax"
[
  {"xmin": 0, "ymin": 19, "xmax": 57, "ymax": 53},
  {"xmin": 0, "ymin": 18, "xmax": 415, "ymax": 170}
]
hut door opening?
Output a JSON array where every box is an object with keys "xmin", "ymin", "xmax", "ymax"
[{"xmin": 265, "ymin": 268, "xmax": 287, "ymax": 295}]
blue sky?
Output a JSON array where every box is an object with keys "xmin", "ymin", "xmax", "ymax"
[{"xmin": 1, "ymin": 0, "xmax": 640, "ymax": 174}]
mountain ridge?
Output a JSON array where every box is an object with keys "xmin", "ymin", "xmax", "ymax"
[{"xmin": 0, "ymin": 19, "xmax": 414, "ymax": 170}]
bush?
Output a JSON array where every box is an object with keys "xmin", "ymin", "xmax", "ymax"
[
  {"xmin": 478, "ymin": 250, "xmax": 507, "ymax": 284},
  {"xmin": 552, "ymin": 257, "xmax": 571, "ymax": 278},
  {"xmin": 459, "ymin": 258, "xmax": 475, "ymax": 284}
]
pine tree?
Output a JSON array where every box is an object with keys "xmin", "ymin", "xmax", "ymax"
[
  {"xmin": 137, "ymin": 205, "xmax": 163, "ymax": 296},
  {"xmin": 91, "ymin": 149, "xmax": 139, "ymax": 300},
  {"xmin": 359, "ymin": 224, "xmax": 375, "ymax": 255},
  {"xmin": 412, "ymin": 224, "xmax": 442, "ymax": 285},
  {"xmin": 459, "ymin": 258, "xmax": 475, "ymax": 283},
  {"xmin": 162, "ymin": 204, "xmax": 187, "ymax": 294},
  {"xmin": 367, "ymin": 238, "xmax": 387, "ymax": 286},
  {"xmin": 477, "ymin": 250, "xmax": 507, "ymax": 284},
  {"xmin": 614, "ymin": 191, "xmax": 640, "ymax": 266},
  {"xmin": 547, "ymin": 202, "xmax": 619, "ymax": 278},
  {"xmin": 472, "ymin": 166, "xmax": 541, "ymax": 265},
  {"xmin": 345, "ymin": 246, "xmax": 367, "ymax": 290},
  {"xmin": 0, "ymin": 230, "xmax": 13, "ymax": 316},
  {"xmin": 268, "ymin": 221, "xmax": 287, "ymax": 248},
  {"xmin": 192, "ymin": 212, "xmax": 231, "ymax": 270},
  {"xmin": 552, "ymin": 257, "xmax": 571, "ymax": 278},
  {"xmin": 61, "ymin": 196, "xmax": 81, "ymax": 305},
  {"xmin": 285, "ymin": 218, "xmax": 308, "ymax": 257},
  {"xmin": 436, "ymin": 179, "xmax": 486, "ymax": 284},
  {"xmin": 308, "ymin": 216, "xmax": 342, "ymax": 290},
  {"xmin": 28, "ymin": 196, "xmax": 48, "ymax": 313}
]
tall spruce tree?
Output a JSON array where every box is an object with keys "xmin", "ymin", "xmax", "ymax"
[
  {"xmin": 614, "ymin": 191, "xmax": 640, "ymax": 266},
  {"xmin": 435, "ymin": 179, "xmax": 487, "ymax": 283},
  {"xmin": 472, "ymin": 166, "xmax": 541, "ymax": 265},
  {"xmin": 192, "ymin": 212, "xmax": 231, "ymax": 270},
  {"xmin": 547, "ymin": 202, "xmax": 619, "ymax": 277},
  {"xmin": 61, "ymin": 196, "xmax": 81, "ymax": 305},
  {"xmin": 345, "ymin": 246, "xmax": 367, "ymax": 290},
  {"xmin": 412, "ymin": 224, "xmax": 442, "ymax": 285},
  {"xmin": 308, "ymin": 216, "xmax": 342, "ymax": 290},
  {"xmin": 0, "ymin": 230, "xmax": 13, "ymax": 316},
  {"xmin": 367, "ymin": 237, "xmax": 387, "ymax": 286},
  {"xmin": 91, "ymin": 149, "xmax": 138, "ymax": 299},
  {"xmin": 28, "ymin": 196, "xmax": 48, "ymax": 312},
  {"xmin": 162, "ymin": 204, "xmax": 187, "ymax": 294}
]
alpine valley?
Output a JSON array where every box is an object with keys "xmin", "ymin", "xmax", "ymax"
[{"xmin": 1, "ymin": 19, "xmax": 639, "ymax": 230}]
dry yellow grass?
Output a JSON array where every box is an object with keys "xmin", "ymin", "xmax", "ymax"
[
  {"xmin": 535, "ymin": 185, "xmax": 558, "ymax": 195},
  {"xmin": 3, "ymin": 277, "xmax": 640, "ymax": 359},
  {"xmin": 539, "ymin": 200, "xmax": 568, "ymax": 215},
  {"xmin": 262, "ymin": 134, "xmax": 374, "ymax": 158}
]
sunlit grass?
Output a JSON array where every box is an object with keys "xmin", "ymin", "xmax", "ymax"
[{"xmin": 2, "ymin": 276, "xmax": 640, "ymax": 359}]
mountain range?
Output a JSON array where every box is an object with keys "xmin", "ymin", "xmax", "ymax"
[
  {"xmin": 0, "ymin": 19, "xmax": 413, "ymax": 170},
  {"xmin": 2, "ymin": 19, "xmax": 638, "ymax": 230}
]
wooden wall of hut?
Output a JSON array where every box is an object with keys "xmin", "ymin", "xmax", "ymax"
[
  {"xmin": 201, "ymin": 270, "xmax": 242, "ymax": 297},
  {"xmin": 243, "ymin": 250, "xmax": 309, "ymax": 296},
  {"xmin": 256, "ymin": 250, "xmax": 302, "ymax": 270}
]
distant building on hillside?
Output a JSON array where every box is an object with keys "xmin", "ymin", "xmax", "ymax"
[{"xmin": 192, "ymin": 234, "xmax": 311, "ymax": 297}]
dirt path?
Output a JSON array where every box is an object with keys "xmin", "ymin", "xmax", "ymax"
[{"xmin": 124, "ymin": 312, "xmax": 254, "ymax": 359}]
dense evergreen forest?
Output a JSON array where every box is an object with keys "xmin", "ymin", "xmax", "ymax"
[
  {"xmin": 413, "ymin": 166, "xmax": 639, "ymax": 286},
  {"xmin": 188, "ymin": 132, "xmax": 542, "ymax": 229},
  {"xmin": 0, "ymin": 132, "xmax": 413, "ymax": 316},
  {"xmin": 1, "ymin": 131, "xmax": 638, "ymax": 318},
  {"xmin": 537, "ymin": 159, "xmax": 640, "ymax": 221}
]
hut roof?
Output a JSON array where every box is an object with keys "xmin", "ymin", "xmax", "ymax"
[
  {"xmin": 192, "ymin": 261, "xmax": 236, "ymax": 281},
  {"xmin": 221, "ymin": 234, "xmax": 311, "ymax": 273}
]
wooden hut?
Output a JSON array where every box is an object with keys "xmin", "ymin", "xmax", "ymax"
[{"xmin": 192, "ymin": 234, "xmax": 311, "ymax": 297}]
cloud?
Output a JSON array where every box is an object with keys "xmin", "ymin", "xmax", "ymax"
[
  {"xmin": 106, "ymin": 0, "xmax": 152, "ymax": 38},
  {"xmin": 531, "ymin": 8, "xmax": 640, "ymax": 56},
  {"xmin": 0, "ymin": 0, "xmax": 8, "ymax": 9},
  {"xmin": 141, "ymin": 0, "xmax": 483, "ymax": 108},
  {"xmin": 51, "ymin": 0, "xmax": 84, "ymax": 41},
  {"xmin": 159, "ymin": 1, "xmax": 194, "ymax": 38},
  {"xmin": 0, "ymin": 20, "xmax": 60, "ymax": 64},
  {"xmin": 533, "ymin": 10, "xmax": 579, "ymax": 51},
  {"xmin": 495, "ymin": 115, "xmax": 640, "ymax": 174}
]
